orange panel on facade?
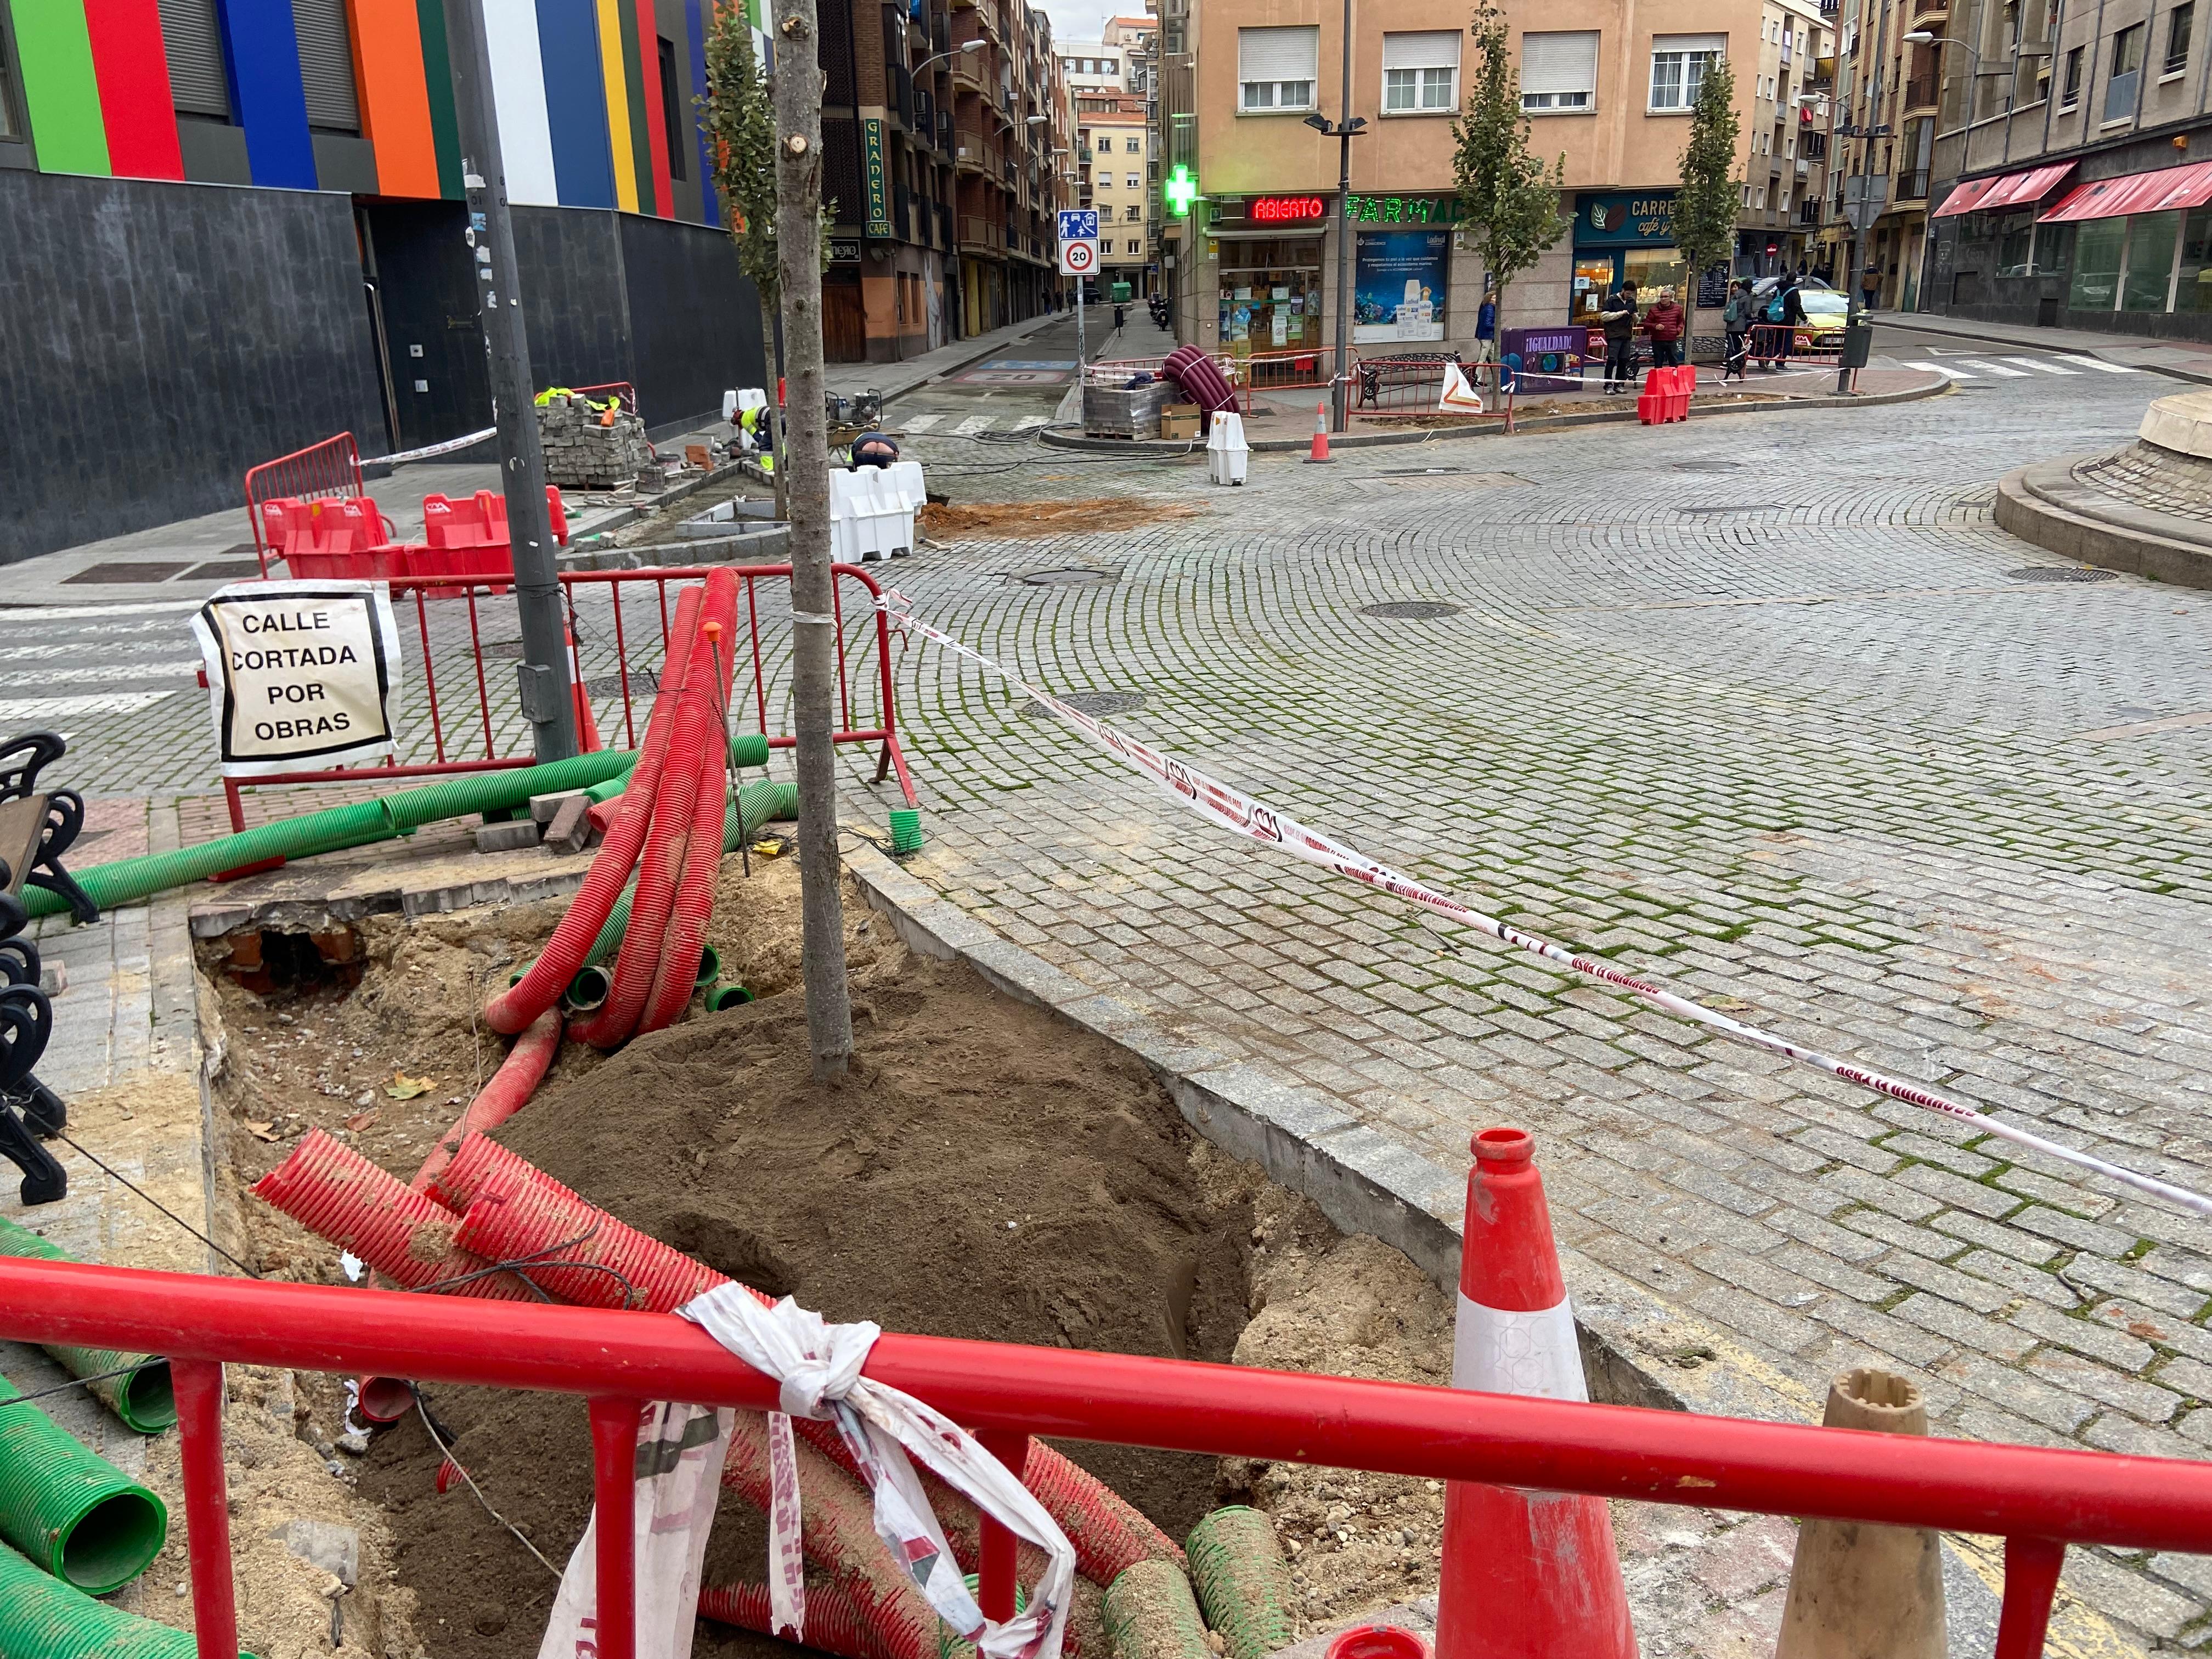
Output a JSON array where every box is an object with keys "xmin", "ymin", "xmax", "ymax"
[{"xmin": 354, "ymin": 0, "xmax": 441, "ymax": 198}]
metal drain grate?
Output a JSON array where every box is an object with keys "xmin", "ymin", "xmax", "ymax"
[
  {"xmin": 1024, "ymin": 690, "xmax": 1144, "ymax": 721},
  {"xmin": 61, "ymin": 561, "xmax": 195, "ymax": 584},
  {"xmin": 1676, "ymin": 504, "xmax": 1782, "ymax": 516},
  {"xmin": 1019, "ymin": 568, "xmax": 1117, "ymax": 586},
  {"xmin": 2006, "ymin": 566, "xmax": 2119, "ymax": 583},
  {"xmin": 1672, "ymin": 461, "xmax": 1741, "ymax": 473},
  {"xmin": 1360, "ymin": 601, "xmax": 1462, "ymax": 620}
]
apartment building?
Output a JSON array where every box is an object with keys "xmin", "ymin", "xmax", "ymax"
[
  {"xmin": 1822, "ymin": 0, "xmax": 1933, "ymax": 307},
  {"xmin": 1080, "ymin": 91, "xmax": 1159, "ymax": 294},
  {"xmin": 1905, "ymin": 0, "xmax": 2211, "ymax": 335},
  {"xmin": 1105, "ymin": 15, "xmax": 1161, "ymax": 94},
  {"xmin": 1062, "ymin": 41, "xmax": 1133, "ymax": 92},
  {"xmin": 1173, "ymin": 0, "xmax": 1831, "ymax": 363}
]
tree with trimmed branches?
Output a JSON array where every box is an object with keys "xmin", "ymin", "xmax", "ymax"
[
  {"xmin": 702, "ymin": 2, "xmax": 787, "ymax": 520},
  {"xmin": 1673, "ymin": 54, "xmax": 1743, "ymax": 362},
  {"xmin": 1452, "ymin": 5, "xmax": 1568, "ymax": 330}
]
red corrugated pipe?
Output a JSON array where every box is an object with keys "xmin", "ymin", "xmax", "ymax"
[
  {"xmin": 440, "ymin": 1133, "xmax": 1182, "ymax": 1582},
  {"xmin": 410, "ymin": 1008, "xmax": 563, "ymax": 1194},
  {"xmin": 566, "ymin": 570, "xmax": 734, "ymax": 1047},
  {"xmin": 639, "ymin": 613, "xmax": 741, "ymax": 1034},
  {"xmin": 481, "ymin": 583, "xmax": 706, "ymax": 1035},
  {"xmin": 698, "ymin": 1582, "xmax": 905, "ymax": 1659}
]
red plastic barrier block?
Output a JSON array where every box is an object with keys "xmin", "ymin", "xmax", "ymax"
[{"xmin": 421, "ymin": 490, "xmax": 510, "ymax": 550}]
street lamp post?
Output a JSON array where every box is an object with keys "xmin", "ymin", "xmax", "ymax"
[{"xmin": 1304, "ymin": 0, "xmax": 1367, "ymax": 436}]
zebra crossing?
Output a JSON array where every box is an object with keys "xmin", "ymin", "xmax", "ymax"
[
  {"xmin": 895, "ymin": 412, "xmax": 1052, "ymax": 437},
  {"xmin": 1904, "ymin": 352, "xmax": 2141, "ymax": 381}
]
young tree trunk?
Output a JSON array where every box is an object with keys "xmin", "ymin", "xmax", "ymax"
[
  {"xmin": 769, "ymin": 0, "xmax": 853, "ymax": 1079},
  {"xmin": 757, "ymin": 302, "xmax": 789, "ymax": 523}
]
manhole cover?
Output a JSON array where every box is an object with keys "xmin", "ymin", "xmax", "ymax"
[
  {"xmin": 585, "ymin": 669, "xmax": 657, "ymax": 698},
  {"xmin": 1672, "ymin": 461, "xmax": 1741, "ymax": 473},
  {"xmin": 481, "ymin": 639, "xmax": 527, "ymax": 660},
  {"xmin": 1020, "ymin": 568, "xmax": 1117, "ymax": 586},
  {"xmin": 1359, "ymin": 601, "xmax": 1462, "ymax": 620},
  {"xmin": 1024, "ymin": 690, "xmax": 1143, "ymax": 721},
  {"xmin": 61, "ymin": 560, "xmax": 194, "ymax": 584},
  {"xmin": 2006, "ymin": 566, "xmax": 2118, "ymax": 583}
]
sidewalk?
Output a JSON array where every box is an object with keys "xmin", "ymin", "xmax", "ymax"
[
  {"xmin": 1996, "ymin": 385, "xmax": 2212, "ymax": 586},
  {"xmin": 1872, "ymin": 311, "xmax": 2212, "ymax": 383},
  {"xmin": 823, "ymin": 307, "xmax": 1072, "ymax": 405}
]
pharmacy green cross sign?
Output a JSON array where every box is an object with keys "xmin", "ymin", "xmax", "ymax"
[{"xmin": 1164, "ymin": 165, "xmax": 1199, "ymax": 218}]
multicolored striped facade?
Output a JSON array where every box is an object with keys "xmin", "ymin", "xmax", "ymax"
[{"xmin": 0, "ymin": 0, "xmax": 764, "ymax": 221}]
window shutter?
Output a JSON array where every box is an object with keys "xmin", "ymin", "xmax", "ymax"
[
  {"xmin": 1382, "ymin": 31, "xmax": 1460, "ymax": 70},
  {"xmin": 1239, "ymin": 26, "xmax": 1319, "ymax": 83},
  {"xmin": 1654, "ymin": 32, "xmax": 1727, "ymax": 56},
  {"xmin": 1520, "ymin": 31, "xmax": 1597, "ymax": 93},
  {"xmin": 159, "ymin": 0, "xmax": 232, "ymax": 118},
  {"xmin": 293, "ymin": 0, "xmax": 360, "ymax": 132}
]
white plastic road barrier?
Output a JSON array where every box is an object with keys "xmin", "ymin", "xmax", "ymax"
[
  {"xmin": 1206, "ymin": 412, "xmax": 1248, "ymax": 486},
  {"xmin": 681, "ymin": 1285, "xmax": 1076, "ymax": 1659},
  {"xmin": 830, "ymin": 465, "xmax": 920, "ymax": 562},
  {"xmin": 880, "ymin": 594, "xmax": 2212, "ymax": 1221}
]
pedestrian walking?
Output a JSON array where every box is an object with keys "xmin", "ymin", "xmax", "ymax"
[
  {"xmin": 1721, "ymin": 279, "xmax": 1755, "ymax": 382},
  {"xmin": 1641, "ymin": 288, "xmax": 1686, "ymax": 369},
  {"xmin": 1473, "ymin": 287, "xmax": 1498, "ymax": 364},
  {"xmin": 1859, "ymin": 261, "xmax": 1881, "ymax": 313},
  {"xmin": 1599, "ymin": 279, "xmax": 1639, "ymax": 393},
  {"xmin": 1778, "ymin": 276, "xmax": 1808, "ymax": 368}
]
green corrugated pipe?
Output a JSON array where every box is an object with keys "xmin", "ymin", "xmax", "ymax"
[
  {"xmin": 1184, "ymin": 1508, "xmax": 1295, "ymax": 1659},
  {"xmin": 0, "ymin": 1539, "xmax": 251, "ymax": 1658},
  {"xmin": 22, "ymin": 752, "xmax": 639, "ymax": 922},
  {"xmin": 0, "ymin": 1374, "xmax": 166, "ymax": 1594},
  {"xmin": 695, "ymin": 944, "xmax": 721, "ymax": 989},
  {"xmin": 552, "ymin": 778, "xmax": 797, "ymax": 1008},
  {"xmin": 375, "ymin": 749, "xmax": 637, "ymax": 832},
  {"xmin": 1103, "ymin": 1559, "xmax": 1212, "ymax": 1659},
  {"xmin": 706, "ymin": 984, "xmax": 755, "ymax": 1012},
  {"xmin": 579, "ymin": 733, "xmax": 766, "ymax": 812},
  {"xmin": 0, "ymin": 1220, "xmax": 172, "ymax": 1434}
]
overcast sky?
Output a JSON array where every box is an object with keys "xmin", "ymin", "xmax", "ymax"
[{"xmin": 1035, "ymin": 0, "xmax": 1120, "ymax": 47}]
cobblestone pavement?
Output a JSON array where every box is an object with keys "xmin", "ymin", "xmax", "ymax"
[
  {"xmin": 842, "ymin": 343, "xmax": 2212, "ymax": 1651},
  {"xmin": 13, "ymin": 318, "xmax": 2212, "ymax": 1647}
]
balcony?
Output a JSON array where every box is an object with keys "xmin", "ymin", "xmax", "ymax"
[
  {"xmin": 1903, "ymin": 75, "xmax": 1939, "ymax": 113},
  {"xmin": 1897, "ymin": 169, "xmax": 1929, "ymax": 200},
  {"xmin": 1908, "ymin": 0, "xmax": 1948, "ymax": 29},
  {"xmin": 959, "ymin": 213, "xmax": 1006, "ymax": 252}
]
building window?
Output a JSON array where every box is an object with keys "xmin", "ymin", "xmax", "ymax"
[
  {"xmin": 2123, "ymin": 209, "xmax": 2182, "ymax": 308},
  {"xmin": 292, "ymin": 0, "xmax": 361, "ymax": 133},
  {"xmin": 1382, "ymin": 31, "xmax": 1460, "ymax": 110},
  {"xmin": 1098, "ymin": 172, "xmax": 1113, "ymax": 187},
  {"xmin": 1127, "ymin": 238, "xmax": 1142, "ymax": 252},
  {"xmin": 2061, "ymin": 43, "xmax": 2083, "ymax": 105},
  {"xmin": 1520, "ymin": 30, "xmax": 1598, "ymax": 110},
  {"xmin": 1125, "ymin": 137, "xmax": 1141, "ymax": 151},
  {"xmin": 2104, "ymin": 22, "xmax": 2145, "ymax": 120},
  {"xmin": 1097, "ymin": 135, "xmax": 1111, "ymax": 151},
  {"xmin": 0, "ymin": 16, "xmax": 24, "ymax": 141},
  {"xmin": 1127, "ymin": 205, "xmax": 1141, "ymax": 220},
  {"xmin": 2167, "ymin": 3, "xmax": 2194, "ymax": 72},
  {"xmin": 1239, "ymin": 25, "xmax": 1319, "ymax": 111},
  {"xmin": 2180, "ymin": 206, "xmax": 2212, "ymax": 312},
  {"xmin": 1650, "ymin": 36, "xmax": 1724, "ymax": 110},
  {"xmin": 658, "ymin": 38, "xmax": 686, "ymax": 179}
]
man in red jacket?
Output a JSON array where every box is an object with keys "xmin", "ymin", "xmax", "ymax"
[{"xmin": 1641, "ymin": 287, "xmax": 1686, "ymax": 369}]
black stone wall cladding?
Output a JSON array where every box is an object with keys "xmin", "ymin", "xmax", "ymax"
[
  {"xmin": 0, "ymin": 174, "xmax": 767, "ymax": 567},
  {"xmin": 0, "ymin": 170, "xmax": 386, "ymax": 565}
]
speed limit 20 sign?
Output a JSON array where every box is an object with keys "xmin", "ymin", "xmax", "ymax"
[
  {"xmin": 1057, "ymin": 209, "xmax": 1099, "ymax": 275},
  {"xmin": 1059, "ymin": 238, "xmax": 1098, "ymax": 275}
]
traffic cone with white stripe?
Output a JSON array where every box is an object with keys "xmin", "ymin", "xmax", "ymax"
[
  {"xmin": 1305, "ymin": 400, "xmax": 1334, "ymax": 464},
  {"xmin": 566, "ymin": 625, "xmax": 601, "ymax": 753},
  {"xmin": 1434, "ymin": 1127, "xmax": 1635, "ymax": 1659}
]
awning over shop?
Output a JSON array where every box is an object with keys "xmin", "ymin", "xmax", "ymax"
[
  {"xmin": 1932, "ymin": 162, "xmax": 2076, "ymax": 217},
  {"xmin": 2039, "ymin": 160, "xmax": 2212, "ymax": 222}
]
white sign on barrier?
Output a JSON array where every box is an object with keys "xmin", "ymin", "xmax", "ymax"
[{"xmin": 190, "ymin": 581, "xmax": 403, "ymax": 777}]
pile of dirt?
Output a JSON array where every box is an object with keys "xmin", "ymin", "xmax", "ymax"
[{"xmin": 920, "ymin": 497, "xmax": 1203, "ymax": 541}]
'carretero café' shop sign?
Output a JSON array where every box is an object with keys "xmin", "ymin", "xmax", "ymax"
[{"xmin": 1575, "ymin": 190, "xmax": 1679, "ymax": 247}]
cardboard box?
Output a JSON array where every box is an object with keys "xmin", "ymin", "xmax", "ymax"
[{"xmin": 1160, "ymin": 404, "xmax": 1201, "ymax": 441}]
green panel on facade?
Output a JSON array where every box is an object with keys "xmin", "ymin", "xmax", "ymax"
[
  {"xmin": 617, "ymin": 0, "xmax": 652, "ymax": 210},
  {"xmin": 10, "ymin": 0, "xmax": 111, "ymax": 176},
  {"xmin": 416, "ymin": 0, "xmax": 465, "ymax": 199}
]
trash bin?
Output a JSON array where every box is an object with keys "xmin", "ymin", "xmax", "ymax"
[
  {"xmin": 1841, "ymin": 320, "xmax": 1874, "ymax": 370},
  {"xmin": 1110, "ymin": 281, "xmax": 1133, "ymax": 303}
]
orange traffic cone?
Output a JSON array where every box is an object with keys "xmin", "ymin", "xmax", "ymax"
[
  {"xmin": 1434, "ymin": 1127, "xmax": 1635, "ymax": 1659},
  {"xmin": 566, "ymin": 625, "xmax": 601, "ymax": 753},
  {"xmin": 1305, "ymin": 399, "xmax": 1334, "ymax": 464}
]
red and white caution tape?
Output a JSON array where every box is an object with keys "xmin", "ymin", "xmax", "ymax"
[
  {"xmin": 380, "ymin": 427, "xmax": 497, "ymax": 466},
  {"xmin": 881, "ymin": 593, "xmax": 2212, "ymax": 1221}
]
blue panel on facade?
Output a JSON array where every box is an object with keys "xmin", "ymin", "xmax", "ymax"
[
  {"xmin": 684, "ymin": 0, "xmax": 719, "ymax": 226},
  {"xmin": 536, "ymin": 0, "xmax": 616, "ymax": 208},
  {"xmin": 218, "ymin": 0, "xmax": 317, "ymax": 189}
]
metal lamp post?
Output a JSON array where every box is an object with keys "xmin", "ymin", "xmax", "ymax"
[{"xmin": 1304, "ymin": 2, "xmax": 1367, "ymax": 438}]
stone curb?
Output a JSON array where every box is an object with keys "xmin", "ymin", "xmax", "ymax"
[
  {"xmin": 1039, "ymin": 374, "xmax": 1951, "ymax": 454},
  {"xmin": 1870, "ymin": 314, "xmax": 2212, "ymax": 386},
  {"xmin": 1996, "ymin": 459, "xmax": 2212, "ymax": 590},
  {"xmin": 835, "ymin": 835, "xmax": 1809, "ymax": 1426}
]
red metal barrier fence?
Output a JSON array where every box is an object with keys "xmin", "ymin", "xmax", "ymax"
[
  {"xmin": 243, "ymin": 432, "xmax": 370, "ymax": 578},
  {"xmin": 1, "ymin": 1256, "xmax": 2208, "ymax": 1659},
  {"xmin": 219, "ymin": 563, "xmax": 917, "ymax": 831}
]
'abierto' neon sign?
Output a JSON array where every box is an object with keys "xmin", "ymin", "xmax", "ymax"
[{"xmin": 1250, "ymin": 195, "xmax": 1325, "ymax": 222}]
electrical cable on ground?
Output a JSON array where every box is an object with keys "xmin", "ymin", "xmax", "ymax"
[
  {"xmin": 411, "ymin": 1389, "xmax": 564, "ymax": 1579},
  {"xmin": 50, "ymin": 1127, "xmax": 260, "ymax": 1278},
  {"xmin": 0, "ymin": 1361, "xmax": 142, "ymax": 1412}
]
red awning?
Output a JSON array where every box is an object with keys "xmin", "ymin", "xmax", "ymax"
[
  {"xmin": 1932, "ymin": 162, "xmax": 2078, "ymax": 218},
  {"xmin": 1931, "ymin": 177, "xmax": 2000, "ymax": 217},
  {"xmin": 2040, "ymin": 160, "xmax": 2212, "ymax": 222},
  {"xmin": 1980, "ymin": 162, "xmax": 2076, "ymax": 210}
]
